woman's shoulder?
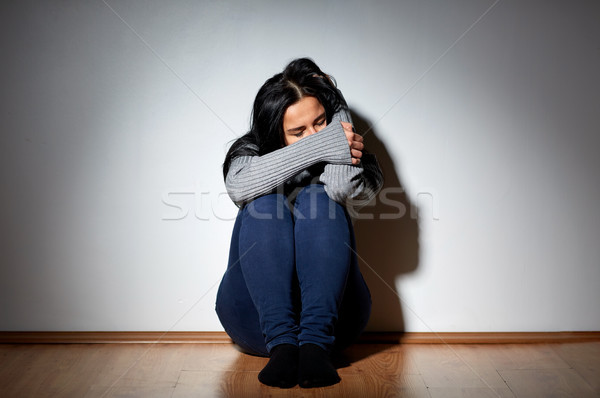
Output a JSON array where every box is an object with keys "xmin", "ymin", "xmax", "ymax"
[{"xmin": 241, "ymin": 142, "xmax": 259, "ymax": 152}]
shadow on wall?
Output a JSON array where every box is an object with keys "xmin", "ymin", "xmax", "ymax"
[{"xmin": 350, "ymin": 109, "xmax": 421, "ymax": 332}]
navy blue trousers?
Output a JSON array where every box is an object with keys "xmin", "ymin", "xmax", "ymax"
[{"xmin": 215, "ymin": 184, "xmax": 371, "ymax": 356}]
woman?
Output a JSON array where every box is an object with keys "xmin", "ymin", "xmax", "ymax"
[{"xmin": 216, "ymin": 58, "xmax": 383, "ymax": 388}]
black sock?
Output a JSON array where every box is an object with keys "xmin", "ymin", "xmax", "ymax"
[
  {"xmin": 298, "ymin": 343, "xmax": 341, "ymax": 388},
  {"xmin": 258, "ymin": 344, "xmax": 299, "ymax": 388}
]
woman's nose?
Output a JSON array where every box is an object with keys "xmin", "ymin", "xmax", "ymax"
[{"xmin": 306, "ymin": 127, "xmax": 317, "ymax": 136}]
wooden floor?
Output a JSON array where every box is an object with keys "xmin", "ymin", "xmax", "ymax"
[{"xmin": 0, "ymin": 342, "xmax": 599, "ymax": 397}]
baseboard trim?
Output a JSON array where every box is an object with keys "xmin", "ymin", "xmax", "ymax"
[
  {"xmin": 0, "ymin": 331, "xmax": 232, "ymax": 344},
  {"xmin": 359, "ymin": 331, "xmax": 600, "ymax": 344},
  {"xmin": 1, "ymin": 331, "xmax": 599, "ymax": 344}
]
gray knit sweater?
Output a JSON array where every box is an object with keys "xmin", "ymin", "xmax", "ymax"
[{"xmin": 225, "ymin": 109, "xmax": 384, "ymax": 207}]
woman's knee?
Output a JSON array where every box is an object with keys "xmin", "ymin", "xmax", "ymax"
[
  {"xmin": 293, "ymin": 184, "xmax": 346, "ymax": 221},
  {"xmin": 242, "ymin": 193, "xmax": 291, "ymax": 221},
  {"xmin": 239, "ymin": 194, "xmax": 294, "ymax": 250}
]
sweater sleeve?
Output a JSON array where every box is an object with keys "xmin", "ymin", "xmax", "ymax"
[
  {"xmin": 319, "ymin": 153, "xmax": 384, "ymax": 207},
  {"xmin": 319, "ymin": 110, "xmax": 384, "ymax": 207},
  {"xmin": 225, "ymin": 111, "xmax": 353, "ymax": 206}
]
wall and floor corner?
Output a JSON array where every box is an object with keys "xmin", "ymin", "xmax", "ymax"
[{"xmin": 0, "ymin": 1, "xmax": 599, "ymax": 336}]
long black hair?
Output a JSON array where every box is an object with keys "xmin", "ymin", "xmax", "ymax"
[{"xmin": 222, "ymin": 58, "xmax": 348, "ymax": 179}]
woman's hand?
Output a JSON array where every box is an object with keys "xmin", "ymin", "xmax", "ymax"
[{"xmin": 341, "ymin": 121, "xmax": 364, "ymax": 165}]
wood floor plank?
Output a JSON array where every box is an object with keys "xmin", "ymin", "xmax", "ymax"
[
  {"xmin": 175, "ymin": 370, "xmax": 296, "ymax": 398},
  {"xmin": 90, "ymin": 386, "xmax": 175, "ymax": 398},
  {"xmin": 87, "ymin": 344, "xmax": 207, "ymax": 397},
  {"xmin": 499, "ymin": 368, "xmax": 597, "ymax": 398},
  {"xmin": 0, "ymin": 344, "xmax": 148, "ymax": 398},
  {"xmin": 87, "ymin": 385, "xmax": 176, "ymax": 398},
  {"xmin": 173, "ymin": 370, "xmax": 430, "ymax": 398},
  {"xmin": 172, "ymin": 370, "xmax": 226, "ymax": 398},
  {"xmin": 411, "ymin": 344, "xmax": 502, "ymax": 389},
  {"xmin": 337, "ymin": 343, "xmax": 420, "ymax": 375},
  {"xmin": 435, "ymin": 345, "xmax": 514, "ymax": 389},
  {"xmin": 551, "ymin": 342, "xmax": 600, "ymax": 393},
  {"xmin": 471, "ymin": 344, "xmax": 572, "ymax": 370},
  {"xmin": 1, "ymin": 342, "xmax": 599, "ymax": 397},
  {"xmin": 80, "ymin": 344, "xmax": 157, "ymax": 397},
  {"xmin": 428, "ymin": 387, "xmax": 516, "ymax": 398},
  {"xmin": 181, "ymin": 343, "xmax": 254, "ymax": 371},
  {"xmin": 106, "ymin": 343, "xmax": 188, "ymax": 387}
]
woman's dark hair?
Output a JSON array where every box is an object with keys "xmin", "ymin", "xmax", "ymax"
[{"xmin": 223, "ymin": 58, "xmax": 348, "ymax": 179}]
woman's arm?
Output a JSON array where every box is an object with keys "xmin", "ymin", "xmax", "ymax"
[
  {"xmin": 226, "ymin": 112, "xmax": 353, "ymax": 206},
  {"xmin": 319, "ymin": 110, "xmax": 384, "ymax": 206},
  {"xmin": 319, "ymin": 153, "xmax": 384, "ymax": 207}
]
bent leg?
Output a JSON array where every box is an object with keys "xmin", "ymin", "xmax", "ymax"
[
  {"xmin": 293, "ymin": 184, "xmax": 352, "ymax": 351},
  {"xmin": 215, "ymin": 210, "xmax": 268, "ymax": 356},
  {"xmin": 238, "ymin": 194, "xmax": 299, "ymax": 353},
  {"xmin": 334, "ymin": 216, "xmax": 372, "ymax": 351}
]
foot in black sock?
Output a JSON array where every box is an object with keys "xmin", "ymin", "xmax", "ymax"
[
  {"xmin": 258, "ymin": 344, "xmax": 299, "ymax": 388},
  {"xmin": 298, "ymin": 343, "xmax": 341, "ymax": 388}
]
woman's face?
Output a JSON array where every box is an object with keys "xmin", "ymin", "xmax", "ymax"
[{"xmin": 282, "ymin": 96, "xmax": 327, "ymax": 146}]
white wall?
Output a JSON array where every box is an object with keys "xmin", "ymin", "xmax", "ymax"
[{"xmin": 1, "ymin": 0, "xmax": 599, "ymax": 333}]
